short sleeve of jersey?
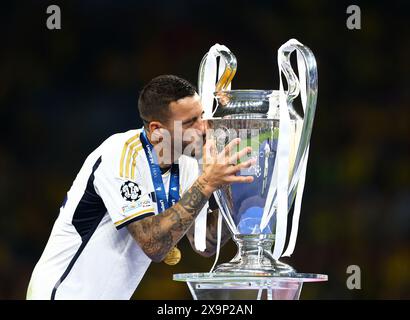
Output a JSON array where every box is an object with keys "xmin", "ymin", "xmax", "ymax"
[{"xmin": 93, "ymin": 132, "xmax": 155, "ymax": 230}]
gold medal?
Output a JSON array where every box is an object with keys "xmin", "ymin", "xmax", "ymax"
[{"xmin": 163, "ymin": 246, "xmax": 181, "ymax": 265}]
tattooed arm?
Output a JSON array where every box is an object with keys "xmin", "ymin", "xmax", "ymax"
[
  {"xmin": 127, "ymin": 138, "xmax": 255, "ymax": 262},
  {"xmin": 127, "ymin": 175, "xmax": 212, "ymax": 262}
]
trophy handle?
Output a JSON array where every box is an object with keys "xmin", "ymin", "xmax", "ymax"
[
  {"xmin": 198, "ymin": 47, "xmax": 237, "ymax": 96},
  {"xmin": 278, "ymin": 41, "xmax": 318, "ymax": 200}
]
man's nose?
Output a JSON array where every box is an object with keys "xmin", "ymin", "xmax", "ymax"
[{"xmin": 194, "ymin": 118, "xmax": 207, "ymax": 134}]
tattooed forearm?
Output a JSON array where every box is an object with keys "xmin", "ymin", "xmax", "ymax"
[{"xmin": 127, "ymin": 177, "xmax": 211, "ymax": 262}]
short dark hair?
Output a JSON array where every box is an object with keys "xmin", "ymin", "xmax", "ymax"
[{"xmin": 138, "ymin": 75, "xmax": 197, "ymax": 125}]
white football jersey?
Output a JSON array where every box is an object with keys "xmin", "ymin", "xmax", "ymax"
[{"xmin": 26, "ymin": 128, "xmax": 205, "ymax": 300}]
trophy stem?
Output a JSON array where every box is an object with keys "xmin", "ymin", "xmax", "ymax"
[{"xmin": 214, "ymin": 234, "xmax": 297, "ymax": 276}]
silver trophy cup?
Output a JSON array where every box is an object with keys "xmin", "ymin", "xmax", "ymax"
[{"xmin": 199, "ymin": 40, "xmax": 317, "ymax": 276}]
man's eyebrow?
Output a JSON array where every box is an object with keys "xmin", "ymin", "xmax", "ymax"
[
  {"xmin": 182, "ymin": 117, "xmax": 197, "ymax": 125},
  {"xmin": 182, "ymin": 111, "xmax": 204, "ymax": 125}
]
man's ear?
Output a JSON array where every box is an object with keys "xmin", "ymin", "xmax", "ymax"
[
  {"xmin": 148, "ymin": 121, "xmax": 162, "ymax": 133},
  {"xmin": 148, "ymin": 121, "xmax": 164, "ymax": 143}
]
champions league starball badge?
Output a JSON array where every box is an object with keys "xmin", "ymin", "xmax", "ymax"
[
  {"xmin": 174, "ymin": 39, "xmax": 327, "ymax": 300},
  {"xmin": 120, "ymin": 181, "xmax": 141, "ymax": 202}
]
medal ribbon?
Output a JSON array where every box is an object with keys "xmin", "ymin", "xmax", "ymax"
[{"xmin": 140, "ymin": 130, "xmax": 180, "ymax": 213}]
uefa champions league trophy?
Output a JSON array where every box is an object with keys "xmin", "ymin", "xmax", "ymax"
[{"xmin": 174, "ymin": 39, "xmax": 327, "ymax": 300}]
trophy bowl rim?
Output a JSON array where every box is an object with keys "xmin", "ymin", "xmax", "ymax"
[
  {"xmin": 173, "ymin": 272, "xmax": 328, "ymax": 283},
  {"xmin": 214, "ymin": 89, "xmax": 278, "ymax": 96}
]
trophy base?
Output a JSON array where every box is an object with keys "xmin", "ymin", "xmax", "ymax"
[
  {"xmin": 213, "ymin": 260, "xmax": 296, "ymax": 277},
  {"xmin": 213, "ymin": 234, "xmax": 296, "ymax": 276},
  {"xmin": 173, "ymin": 272, "xmax": 327, "ymax": 300},
  {"xmin": 173, "ymin": 235, "xmax": 327, "ymax": 300}
]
